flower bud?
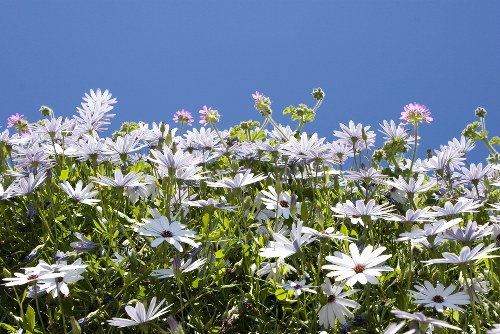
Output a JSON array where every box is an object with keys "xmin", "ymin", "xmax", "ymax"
[
  {"xmin": 311, "ymin": 87, "xmax": 325, "ymax": 101},
  {"xmin": 475, "ymin": 107, "xmax": 487, "ymax": 118},
  {"xmin": 39, "ymin": 105, "xmax": 53, "ymax": 117}
]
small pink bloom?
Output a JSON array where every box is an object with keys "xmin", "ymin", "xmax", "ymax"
[
  {"xmin": 252, "ymin": 91, "xmax": 263, "ymax": 100},
  {"xmin": 7, "ymin": 113, "xmax": 25, "ymax": 128},
  {"xmin": 199, "ymin": 105, "xmax": 220, "ymax": 126},
  {"xmin": 173, "ymin": 109, "xmax": 194, "ymax": 126},
  {"xmin": 400, "ymin": 103, "xmax": 432, "ymax": 125}
]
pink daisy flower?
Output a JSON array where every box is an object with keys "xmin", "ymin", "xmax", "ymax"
[
  {"xmin": 173, "ymin": 109, "xmax": 194, "ymax": 126},
  {"xmin": 199, "ymin": 105, "xmax": 220, "ymax": 125},
  {"xmin": 400, "ymin": 102, "xmax": 432, "ymax": 125},
  {"xmin": 252, "ymin": 91, "xmax": 263, "ymax": 100},
  {"xmin": 7, "ymin": 113, "xmax": 26, "ymax": 128}
]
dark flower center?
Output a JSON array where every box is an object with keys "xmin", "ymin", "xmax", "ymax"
[
  {"xmin": 27, "ymin": 274, "xmax": 39, "ymax": 280},
  {"xmin": 327, "ymin": 295, "xmax": 336, "ymax": 303},
  {"xmin": 56, "ymin": 277, "xmax": 64, "ymax": 283},
  {"xmin": 432, "ymin": 295, "xmax": 445, "ymax": 303},
  {"xmin": 279, "ymin": 200, "xmax": 289, "ymax": 208},
  {"xmin": 161, "ymin": 230, "xmax": 173, "ymax": 238},
  {"xmin": 353, "ymin": 264, "xmax": 366, "ymax": 273},
  {"xmin": 496, "ymin": 234, "xmax": 500, "ymax": 243}
]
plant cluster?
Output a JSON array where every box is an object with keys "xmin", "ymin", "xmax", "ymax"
[{"xmin": 0, "ymin": 88, "xmax": 499, "ymax": 334}]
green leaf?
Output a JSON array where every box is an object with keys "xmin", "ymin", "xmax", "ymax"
[
  {"xmin": 23, "ymin": 305, "xmax": 35, "ymax": 332},
  {"xmin": 59, "ymin": 167, "xmax": 69, "ymax": 180},
  {"xmin": 69, "ymin": 316, "xmax": 82, "ymax": 334}
]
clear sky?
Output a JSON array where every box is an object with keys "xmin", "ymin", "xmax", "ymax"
[{"xmin": 1, "ymin": 1, "xmax": 499, "ymax": 162}]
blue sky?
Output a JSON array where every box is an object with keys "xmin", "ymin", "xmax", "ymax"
[{"xmin": 1, "ymin": 1, "xmax": 499, "ymax": 162}]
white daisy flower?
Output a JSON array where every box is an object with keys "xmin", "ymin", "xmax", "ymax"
[
  {"xmin": 107, "ymin": 297, "xmax": 170, "ymax": 328},
  {"xmin": 410, "ymin": 281, "xmax": 469, "ymax": 312},
  {"xmin": 260, "ymin": 186, "xmax": 300, "ymax": 219},
  {"xmin": 59, "ymin": 180, "xmax": 100, "ymax": 205},
  {"xmin": 322, "ymin": 243, "xmax": 393, "ymax": 286},
  {"xmin": 423, "ymin": 243, "xmax": 499, "ymax": 266},
  {"xmin": 135, "ymin": 215, "xmax": 198, "ymax": 251},
  {"xmin": 317, "ymin": 278, "xmax": 360, "ymax": 328}
]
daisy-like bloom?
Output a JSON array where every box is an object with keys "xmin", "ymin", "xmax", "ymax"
[
  {"xmin": 205, "ymin": 169, "xmax": 267, "ymax": 189},
  {"xmin": 423, "ymin": 243, "xmax": 499, "ymax": 266},
  {"xmin": 199, "ymin": 105, "xmax": 220, "ymax": 125},
  {"xmin": 396, "ymin": 218, "xmax": 461, "ymax": 242},
  {"xmin": 7, "ymin": 172, "xmax": 47, "ymax": 196},
  {"xmin": 279, "ymin": 279, "xmax": 317, "ymax": 296},
  {"xmin": 135, "ymin": 215, "xmax": 198, "ymax": 251},
  {"xmin": 106, "ymin": 134, "xmax": 146, "ymax": 158},
  {"xmin": 386, "ymin": 207, "xmax": 434, "ymax": 224},
  {"xmin": 91, "ymin": 169, "xmax": 144, "ymax": 188},
  {"xmin": 149, "ymin": 146, "xmax": 198, "ymax": 173},
  {"xmin": 307, "ymin": 227, "xmax": 355, "ymax": 242},
  {"xmin": 7, "ymin": 113, "xmax": 31, "ymax": 135},
  {"xmin": 3, "ymin": 261, "xmax": 62, "ymax": 287},
  {"xmin": 70, "ymin": 232, "xmax": 97, "ymax": 254},
  {"xmin": 108, "ymin": 297, "xmax": 170, "ymax": 328},
  {"xmin": 424, "ymin": 146, "xmax": 466, "ymax": 173},
  {"xmin": 259, "ymin": 220, "xmax": 317, "ymax": 259},
  {"xmin": 391, "ymin": 310, "xmax": 461, "ymax": 331},
  {"xmin": 39, "ymin": 258, "xmax": 88, "ymax": 297},
  {"xmin": 443, "ymin": 220, "xmax": 493, "ymax": 242},
  {"xmin": 252, "ymin": 91, "xmax": 263, "ymax": 100},
  {"xmin": 260, "ymin": 186, "xmax": 301, "ymax": 219},
  {"xmin": 279, "ymin": 132, "xmax": 328, "ymax": 161},
  {"xmin": 333, "ymin": 120, "xmax": 376, "ymax": 151},
  {"xmin": 7, "ymin": 113, "xmax": 25, "ymax": 128},
  {"xmin": 317, "ymin": 278, "xmax": 360, "ymax": 328},
  {"xmin": 400, "ymin": 102, "xmax": 432, "ymax": 125},
  {"xmin": 322, "ymin": 243, "xmax": 393, "ymax": 286},
  {"xmin": 328, "ymin": 141, "xmax": 354, "ymax": 165},
  {"xmin": 331, "ymin": 199, "xmax": 394, "ymax": 224},
  {"xmin": 430, "ymin": 198, "xmax": 482, "ymax": 217},
  {"xmin": 384, "ymin": 175, "xmax": 435, "ymax": 195},
  {"xmin": 448, "ymin": 136, "xmax": 475, "ymax": 155},
  {"xmin": 73, "ymin": 89, "xmax": 117, "ymax": 135},
  {"xmin": 255, "ymin": 259, "xmax": 297, "ymax": 281},
  {"xmin": 378, "ymin": 120, "xmax": 413, "ymax": 144},
  {"xmin": 151, "ymin": 257, "xmax": 207, "ymax": 278},
  {"xmin": 458, "ymin": 162, "xmax": 492, "ymax": 185},
  {"xmin": 410, "ymin": 281, "xmax": 469, "ymax": 312},
  {"xmin": 173, "ymin": 109, "xmax": 194, "ymax": 126},
  {"xmin": 59, "ymin": 180, "xmax": 100, "ymax": 205},
  {"xmin": 183, "ymin": 198, "xmax": 235, "ymax": 211},
  {"xmin": 491, "ymin": 224, "xmax": 500, "ymax": 244},
  {"xmin": 344, "ymin": 167, "xmax": 387, "ymax": 185}
]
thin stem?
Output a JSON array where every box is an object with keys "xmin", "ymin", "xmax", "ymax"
[{"xmin": 407, "ymin": 123, "xmax": 419, "ymax": 182}]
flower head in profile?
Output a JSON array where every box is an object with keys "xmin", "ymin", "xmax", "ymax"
[
  {"xmin": 391, "ymin": 310, "xmax": 461, "ymax": 331},
  {"xmin": 7, "ymin": 113, "xmax": 31, "ymax": 135},
  {"xmin": 252, "ymin": 91, "xmax": 263, "ymax": 100},
  {"xmin": 199, "ymin": 106, "xmax": 220, "ymax": 125},
  {"xmin": 400, "ymin": 102, "xmax": 432, "ymax": 125},
  {"xmin": 280, "ymin": 279, "xmax": 317, "ymax": 296},
  {"xmin": 108, "ymin": 297, "xmax": 170, "ymax": 328},
  {"xmin": 173, "ymin": 109, "xmax": 194, "ymax": 126}
]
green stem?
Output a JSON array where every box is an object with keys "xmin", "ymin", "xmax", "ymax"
[
  {"xmin": 407, "ymin": 123, "xmax": 419, "ymax": 182},
  {"xmin": 462, "ymin": 266, "xmax": 481, "ymax": 333}
]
